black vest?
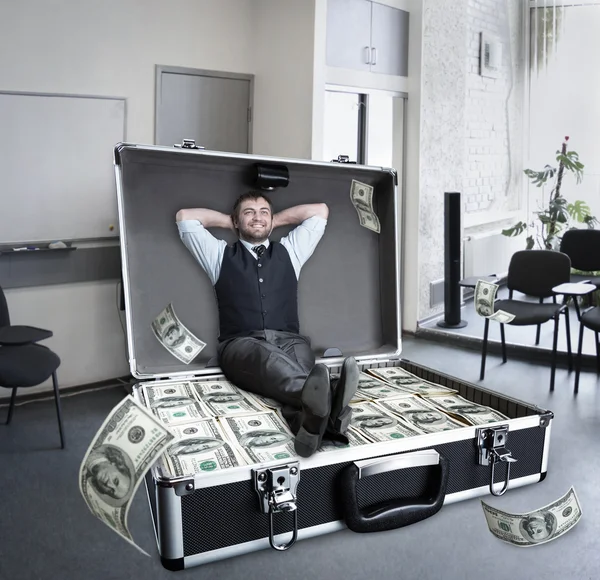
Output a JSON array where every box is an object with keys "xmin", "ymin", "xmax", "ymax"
[{"xmin": 214, "ymin": 241, "xmax": 299, "ymax": 341}]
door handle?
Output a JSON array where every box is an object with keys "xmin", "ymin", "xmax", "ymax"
[
  {"xmin": 364, "ymin": 46, "xmax": 371, "ymax": 64},
  {"xmin": 371, "ymin": 47, "xmax": 378, "ymax": 65}
]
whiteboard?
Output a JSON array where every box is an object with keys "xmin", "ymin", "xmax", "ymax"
[{"xmin": 0, "ymin": 92, "xmax": 126, "ymax": 244}]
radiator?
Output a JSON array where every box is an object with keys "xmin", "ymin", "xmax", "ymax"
[{"xmin": 463, "ymin": 230, "xmax": 524, "ymax": 280}]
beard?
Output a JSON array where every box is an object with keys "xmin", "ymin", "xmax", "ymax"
[{"xmin": 238, "ymin": 221, "xmax": 271, "ymax": 243}]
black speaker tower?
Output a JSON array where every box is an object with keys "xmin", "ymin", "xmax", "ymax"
[{"xmin": 437, "ymin": 191, "xmax": 467, "ymax": 328}]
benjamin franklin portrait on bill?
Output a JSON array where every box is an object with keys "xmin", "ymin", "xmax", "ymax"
[{"xmin": 84, "ymin": 444, "xmax": 135, "ymax": 507}]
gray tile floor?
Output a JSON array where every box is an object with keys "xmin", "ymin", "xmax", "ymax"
[{"xmin": 0, "ymin": 336, "xmax": 598, "ymax": 580}]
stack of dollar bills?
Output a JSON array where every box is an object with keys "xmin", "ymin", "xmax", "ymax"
[{"xmin": 137, "ymin": 364, "xmax": 509, "ymax": 477}]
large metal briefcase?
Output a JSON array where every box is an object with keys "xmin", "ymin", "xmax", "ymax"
[{"xmin": 114, "ymin": 141, "xmax": 553, "ymax": 571}]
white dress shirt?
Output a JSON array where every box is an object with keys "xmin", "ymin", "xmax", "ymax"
[{"xmin": 177, "ymin": 215, "xmax": 328, "ymax": 286}]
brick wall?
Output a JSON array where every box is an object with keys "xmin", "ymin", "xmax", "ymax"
[{"xmin": 463, "ymin": 0, "xmax": 523, "ymax": 213}]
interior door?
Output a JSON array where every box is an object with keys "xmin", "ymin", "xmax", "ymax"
[{"xmin": 156, "ymin": 68, "xmax": 252, "ymax": 153}]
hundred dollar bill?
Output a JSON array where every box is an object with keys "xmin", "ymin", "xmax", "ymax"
[
  {"xmin": 424, "ymin": 393, "xmax": 509, "ymax": 426},
  {"xmin": 481, "ymin": 487, "xmax": 582, "ymax": 547},
  {"xmin": 251, "ymin": 393, "xmax": 283, "ymax": 410},
  {"xmin": 349, "ymin": 401, "xmax": 424, "ymax": 442},
  {"xmin": 367, "ymin": 367, "xmax": 457, "ymax": 396},
  {"xmin": 317, "ymin": 427, "xmax": 372, "ymax": 453},
  {"xmin": 79, "ymin": 395, "xmax": 174, "ymax": 555},
  {"xmin": 164, "ymin": 419, "xmax": 246, "ymax": 476},
  {"xmin": 354, "ymin": 371, "xmax": 411, "ymax": 400},
  {"xmin": 142, "ymin": 382, "xmax": 210, "ymax": 426},
  {"xmin": 152, "ymin": 303, "xmax": 206, "ymax": 364},
  {"xmin": 220, "ymin": 412, "xmax": 297, "ymax": 464},
  {"xmin": 376, "ymin": 395, "xmax": 465, "ymax": 434},
  {"xmin": 475, "ymin": 279, "xmax": 516, "ymax": 324},
  {"xmin": 191, "ymin": 380, "xmax": 265, "ymax": 416},
  {"xmin": 350, "ymin": 179, "xmax": 381, "ymax": 233}
]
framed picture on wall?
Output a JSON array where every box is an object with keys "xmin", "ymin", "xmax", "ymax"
[{"xmin": 480, "ymin": 32, "xmax": 502, "ymax": 78}]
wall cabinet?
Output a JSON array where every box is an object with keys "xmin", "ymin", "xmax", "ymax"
[{"xmin": 326, "ymin": 0, "xmax": 409, "ymax": 77}]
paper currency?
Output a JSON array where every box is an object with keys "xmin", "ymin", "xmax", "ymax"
[
  {"xmin": 350, "ymin": 179, "xmax": 381, "ymax": 233},
  {"xmin": 250, "ymin": 393, "xmax": 283, "ymax": 410},
  {"xmin": 152, "ymin": 303, "xmax": 206, "ymax": 364},
  {"xmin": 376, "ymin": 395, "xmax": 466, "ymax": 434},
  {"xmin": 191, "ymin": 380, "xmax": 265, "ymax": 416},
  {"xmin": 317, "ymin": 428, "xmax": 372, "ymax": 453},
  {"xmin": 367, "ymin": 367, "xmax": 457, "ymax": 396},
  {"xmin": 143, "ymin": 382, "xmax": 210, "ymax": 425},
  {"xmin": 349, "ymin": 401, "xmax": 424, "ymax": 441},
  {"xmin": 474, "ymin": 279, "xmax": 516, "ymax": 324},
  {"xmin": 164, "ymin": 419, "xmax": 245, "ymax": 476},
  {"xmin": 219, "ymin": 412, "xmax": 297, "ymax": 464},
  {"xmin": 424, "ymin": 393, "xmax": 509, "ymax": 426},
  {"xmin": 79, "ymin": 395, "xmax": 175, "ymax": 555},
  {"xmin": 354, "ymin": 371, "xmax": 410, "ymax": 400},
  {"xmin": 481, "ymin": 487, "xmax": 582, "ymax": 547}
]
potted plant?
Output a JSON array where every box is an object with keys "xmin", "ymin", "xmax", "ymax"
[{"xmin": 502, "ymin": 136, "xmax": 597, "ymax": 249}]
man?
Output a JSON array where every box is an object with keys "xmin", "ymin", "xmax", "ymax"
[{"xmin": 176, "ymin": 192, "xmax": 359, "ymax": 457}]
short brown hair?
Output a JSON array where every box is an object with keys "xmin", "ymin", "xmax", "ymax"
[{"xmin": 231, "ymin": 191, "xmax": 273, "ymax": 222}]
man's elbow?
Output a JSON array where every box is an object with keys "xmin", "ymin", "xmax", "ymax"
[
  {"xmin": 316, "ymin": 203, "xmax": 329, "ymax": 220},
  {"xmin": 176, "ymin": 209, "xmax": 188, "ymax": 222}
]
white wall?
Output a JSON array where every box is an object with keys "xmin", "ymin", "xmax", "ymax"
[
  {"xmin": 0, "ymin": 0, "xmax": 256, "ymax": 393},
  {"xmin": 251, "ymin": 0, "xmax": 317, "ymax": 159}
]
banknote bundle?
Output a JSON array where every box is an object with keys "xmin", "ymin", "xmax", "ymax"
[
  {"xmin": 219, "ymin": 411, "xmax": 297, "ymax": 464},
  {"xmin": 142, "ymin": 382, "xmax": 211, "ymax": 426},
  {"xmin": 367, "ymin": 366, "xmax": 458, "ymax": 396},
  {"xmin": 191, "ymin": 380, "xmax": 265, "ymax": 416},
  {"xmin": 349, "ymin": 400, "xmax": 424, "ymax": 442},
  {"xmin": 350, "ymin": 180, "xmax": 381, "ymax": 233},
  {"xmin": 152, "ymin": 302, "xmax": 207, "ymax": 364},
  {"xmin": 376, "ymin": 395, "xmax": 466, "ymax": 434},
  {"xmin": 164, "ymin": 419, "xmax": 245, "ymax": 476},
  {"xmin": 353, "ymin": 371, "xmax": 411, "ymax": 400},
  {"xmin": 424, "ymin": 393, "xmax": 509, "ymax": 426}
]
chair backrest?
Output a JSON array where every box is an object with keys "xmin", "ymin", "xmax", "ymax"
[
  {"xmin": 0, "ymin": 283, "xmax": 9, "ymax": 328},
  {"xmin": 507, "ymin": 250, "xmax": 571, "ymax": 298},
  {"xmin": 560, "ymin": 229, "xmax": 600, "ymax": 272}
]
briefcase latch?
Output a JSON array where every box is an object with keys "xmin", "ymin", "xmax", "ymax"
[
  {"xmin": 477, "ymin": 425, "xmax": 517, "ymax": 497},
  {"xmin": 253, "ymin": 463, "xmax": 300, "ymax": 551},
  {"xmin": 174, "ymin": 139, "xmax": 205, "ymax": 150}
]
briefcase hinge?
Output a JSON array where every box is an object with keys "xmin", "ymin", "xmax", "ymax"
[
  {"xmin": 253, "ymin": 463, "xmax": 300, "ymax": 551},
  {"xmin": 477, "ymin": 424, "xmax": 517, "ymax": 497}
]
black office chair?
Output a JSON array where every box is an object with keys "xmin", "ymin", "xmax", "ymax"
[
  {"xmin": 479, "ymin": 250, "xmax": 572, "ymax": 392},
  {"xmin": 560, "ymin": 229, "xmax": 600, "ymax": 288},
  {"xmin": 0, "ymin": 284, "xmax": 64, "ymax": 448},
  {"xmin": 574, "ymin": 306, "xmax": 600, "ymax": 394}
]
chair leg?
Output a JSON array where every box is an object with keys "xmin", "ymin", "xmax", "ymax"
[
  {"xmin": 52, "ymin": 371, "xmax": 65, "ymax": 449},
  {"xmin": 480, "ymin": 318, "xmax": 490, "ymax": 380},
  {"xmin": 500, "ymin": 324, "xmax": 507, "ymax": 363},
  {"xmin": 596, "ymin": 333, "xmax": 600, "ymax": 375},
  {"xmin": 535, "ymin": 298, "xmax": 543, "ymax": 345},
  {"xmin": 564, "ymin": 308, "xmax": 573, "ymax": 372},
  {"xmin": 550, "ymin": 314, "xmax": 560, "ymax": 392},
  {"xmin": 575, "ymin": 322, "xmax": 585, "ymax": 395},
  {"xmin": 5, "ymin": 387, "xmax": 17, "ymax": 425}
]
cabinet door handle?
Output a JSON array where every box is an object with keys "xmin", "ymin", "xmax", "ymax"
[
  {"xmin": 371, "ymin": 47, "xmax": 378, "ymax": 65},
  {"xmin": 364, "ymin": 46, "xmax": 371, "ymax": 64}
]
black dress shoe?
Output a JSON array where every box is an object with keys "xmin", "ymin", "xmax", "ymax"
[
  {"xmin": 294, "ymin": 364, "xmax": 331, "ymax": 458},
  {"xmin": 328, "ymin": 357, "xmax": 359, "ymax": 434}
]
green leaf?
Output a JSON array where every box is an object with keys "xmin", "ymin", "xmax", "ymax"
[
  {"xmin": 501, "ymin": 221, "xmax": 528, "ymax": 237},
  {"xmin": 567, "ymin": 200, "xmax": 592, "ymax": 223},
  {"xmin": 557, "ymin": 150, "xmax": 584, "ymax": 183},
  {"xmin": 526, "ymin": 235, "xmax": 535, "ymax": 250},
  {"xmin": 524, "ymin": 165, "xmax": 555, "ymax": 187}
]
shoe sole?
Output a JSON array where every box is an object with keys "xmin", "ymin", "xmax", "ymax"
[
  {"xmin": 331, "ymin": 357, "xmax": 359, "ymax": 418},
  {"xmin": 332, "ymin": 405, "xmax": 352, "ymax": 433}
]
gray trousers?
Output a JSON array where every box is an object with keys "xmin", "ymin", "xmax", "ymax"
[{"xmin": 217, "ymin": 330, "xmax": 316, "ymax": 434}]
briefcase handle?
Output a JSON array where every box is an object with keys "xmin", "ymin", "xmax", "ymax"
[{"xmin": 339, "ymin": 449, "xmax": 449, "ymax": 533}]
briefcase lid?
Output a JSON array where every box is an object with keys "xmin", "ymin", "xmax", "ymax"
[{"xmin": 114, "ymin": 142, "xmax": 401, "ymax": 380}]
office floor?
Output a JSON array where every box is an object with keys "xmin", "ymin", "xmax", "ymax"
[{"xmin": 1, "ymin": 335, "xmax": 599, "ymax": 580}]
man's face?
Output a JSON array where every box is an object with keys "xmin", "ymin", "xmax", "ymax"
[
  {"xmin": 164, "ymin": 325, "xmax": 182, "ymax": 347},
  {"xmin": 525, "ymin": 518, "xmax": 550, "ymax": 540},
  {"xmin": 235, "ymin": 198, "xmax": 273, "ymax": 243},
  {"xmin": 94, "ymin": 462, "xmax": 131, "ymax": 500}
]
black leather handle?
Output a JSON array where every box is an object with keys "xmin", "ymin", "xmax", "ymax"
[{"xmin": 339, "ymin": 453, "xmax": 449, "ymax": 533}]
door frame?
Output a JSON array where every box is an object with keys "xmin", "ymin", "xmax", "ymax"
[{"xmin": 154, "ymin": 65, "xmax": 255, "ymax": 152}]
